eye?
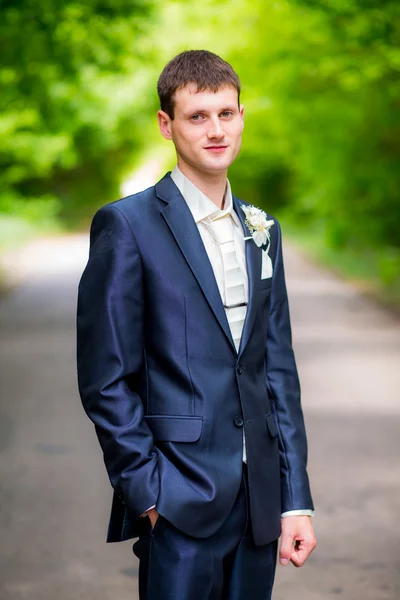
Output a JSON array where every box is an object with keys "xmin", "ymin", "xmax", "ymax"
[
  {"xmin": 190, "ymin": 113, "xmax": 204, "ymax": 122},
  {"xmin": 220, "ymin": 111, "xmax": 234, "ymax": 118}
]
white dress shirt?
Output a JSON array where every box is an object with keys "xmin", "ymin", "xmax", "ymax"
[{"xmin": 144, "ymin": 166, "xmax": 314, "ymax": 518}]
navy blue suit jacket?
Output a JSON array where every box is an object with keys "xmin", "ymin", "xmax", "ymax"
[{"xmin": 77, "ymin": 173, "xmax": 314, "ymax": 547}]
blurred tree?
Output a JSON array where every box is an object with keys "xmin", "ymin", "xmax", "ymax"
[
  {"xmin": 0, "ymin": 0, "xmax": 156, "ymax": 225},
  {"xmin": 1, "ymin": 0, "xmax": 398, "ymax": 298}
]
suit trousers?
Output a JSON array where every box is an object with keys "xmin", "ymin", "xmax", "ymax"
[{"xmin": 132, "ymin": 464, "xmax": 278, "ymax": 600}]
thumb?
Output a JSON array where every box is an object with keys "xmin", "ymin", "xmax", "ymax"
[{"xmin": 279, "ymin": 531, "xmax": 294, "ymax": 566}]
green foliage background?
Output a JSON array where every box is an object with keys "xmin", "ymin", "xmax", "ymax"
[{"xmin": 1, "ymin": 0, "xmax": 399, "ymax": 302}]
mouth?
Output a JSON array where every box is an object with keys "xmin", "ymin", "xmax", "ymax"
[{"xmin": 204, "ymin": 145, "xmax": 228, "ymax": 153}]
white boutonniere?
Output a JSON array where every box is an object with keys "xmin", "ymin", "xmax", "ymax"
[{"xmin": 241, "ymin": 204, "xmax": 274, "ymax": 251}]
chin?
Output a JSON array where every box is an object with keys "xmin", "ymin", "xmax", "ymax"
[{"xmin": 203, "ymin": 157, "xmax": 233, "ymax": 172}]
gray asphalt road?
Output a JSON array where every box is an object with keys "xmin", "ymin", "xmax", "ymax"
[{"xmin": 0, "ymin": 235, "xmax": 399, "ymax": 600}]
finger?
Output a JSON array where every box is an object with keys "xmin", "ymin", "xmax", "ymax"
[
  {"xmin": 291, "ymin": 549, "xmax": 309, "ymax": 568},
  {"xmin": 279, "ymin": 531, "xmax": 295, "ymax": 566},
  {"xmin": 290, "ymin": 538, "xmax": 317, "ymax": 567}
]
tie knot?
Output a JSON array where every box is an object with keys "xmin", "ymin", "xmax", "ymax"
[
  {"xmin": 206, "ymin": 214, "xmax": 234, "ymax": 245},
  {"xmin": 210, "ymin": 209, "xmax": 231, "ymax": 221}
]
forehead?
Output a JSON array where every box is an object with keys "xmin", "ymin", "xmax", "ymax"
[{"xmin": 173, "ymin": 84, "xmax": 239, "ymax": 114}]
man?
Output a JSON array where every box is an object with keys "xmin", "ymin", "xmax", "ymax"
[{"xmin": 77, "ymin": 50, "xmax": 316, "ymax": 600}]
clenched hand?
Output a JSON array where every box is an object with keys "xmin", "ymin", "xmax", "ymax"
[{"xmin": 279, "ymin": 516, "xmax": 317, "ymax": 567}]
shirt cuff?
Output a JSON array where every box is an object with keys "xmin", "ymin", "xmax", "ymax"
[
  {"xmin": 281, "ymin": 509, "xmax": 315, "ymax": 518},
  {"xmin": 139, "ymin": 504, "xmax": 156, "ymax": 518}
]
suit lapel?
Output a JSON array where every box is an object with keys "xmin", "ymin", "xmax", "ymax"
[
  {"xmin": 232, "ymin": 196, "xmax": 262, "ymax": 357},
  {"xmin": 156, "ymin": 174, "xmax": 236, "ymax": 354}
]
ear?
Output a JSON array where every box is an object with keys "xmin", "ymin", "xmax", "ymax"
[
  {"xmin": 239, "ymin": 104, "xmax": 244, "ymax": 130},
  {"xmin": 158, "ymin": 110, "xmax": 173, "ymax": 140}
]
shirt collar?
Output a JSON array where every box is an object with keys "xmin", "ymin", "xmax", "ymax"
[{"xmin": 170, "ymin": 165, "xmax": 240, "ymax": 227}]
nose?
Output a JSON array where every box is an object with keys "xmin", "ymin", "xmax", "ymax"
[{"xmin": 207, "ymin": 118, "xmax": 224, "ymax": 140}]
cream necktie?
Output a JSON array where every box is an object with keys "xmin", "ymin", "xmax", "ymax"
[{"xmin": 204, "ymin": 213, "xmax": 248, "ymax": 352}]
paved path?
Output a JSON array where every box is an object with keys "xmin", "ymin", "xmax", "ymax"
[{"xmin": 0, "ymin": 234, "xmax": 399, "ymax": 600}]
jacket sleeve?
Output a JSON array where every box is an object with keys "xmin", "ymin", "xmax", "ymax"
[
  {"xmin": 265, "ymin": 219, "xmax": 314, "ymax": 513},
  {"xmin": 77, "ymin": 204, "xmax": 159, "ymax": 518}
]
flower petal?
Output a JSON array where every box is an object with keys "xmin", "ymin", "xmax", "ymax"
[{"xmin": 253, "ymin": 230, "xmax": 267, "ymax": 247}]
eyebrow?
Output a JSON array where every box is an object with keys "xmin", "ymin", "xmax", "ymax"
[{"xmin": 185, "ymin": 105, "xmax": 238, "ymax": 116}]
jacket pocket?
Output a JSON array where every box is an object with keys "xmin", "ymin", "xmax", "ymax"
[
  {"xmin": 144, "ymin": 415, "xmax": 203, "ymax": 442},
  {"xmin": 265, "ymin": 412, "xmax": 278, "ymax": 438}
]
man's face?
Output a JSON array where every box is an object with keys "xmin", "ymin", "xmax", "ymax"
[{"xmin": 158, "ymin": 84, "xmax": 244, "ymax": 176}]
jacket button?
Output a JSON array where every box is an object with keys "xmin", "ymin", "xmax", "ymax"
[
  {"xmin": 234, "ymin": 415, "xmax": 244, "ymax": 427},
  {"xmin": 237, "ymin": 365, "xmax": 243, "ymax": 375}
]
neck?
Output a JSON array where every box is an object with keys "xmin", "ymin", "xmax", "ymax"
[{"xmin": 177, "ymin": 160, "xmax": 227, "ymax": 209}]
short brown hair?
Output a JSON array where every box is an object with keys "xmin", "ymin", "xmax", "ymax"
[{"xmin": 157, "ymin": 50, "xmax": 241, "ymax": 119}]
